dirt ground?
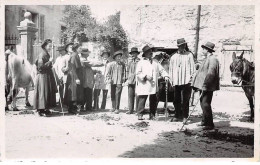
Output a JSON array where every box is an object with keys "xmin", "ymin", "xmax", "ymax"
[{"xmin": 5, "ymin": 86, "xmax": 254, "ymax": 159}]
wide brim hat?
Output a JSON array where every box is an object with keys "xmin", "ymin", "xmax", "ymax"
[
  {"xmin": 177, "ymin": 38, "xmax": 187, "ymax": 47},
  {"xmin": 142, "ymin": 45, "xmax": 152, "ymax": 57},
  {"xmin": 101, "ymin": 51, "xmax": 111, "ymax": 57},
  {"xmin": 113, "ymin": 50, "xmax": 123, "ymax": 59},
  {"xmin": 41, "ymin": 39, "xmax": 52, "ymax": 49},
  {"xmin": 201, "ymin": 42, "xmax": 215, "ymax": 52},
  {"xmin": 129, "ymin": 47, "xmax": 140, "ymax": 55},
  {"xmin": 65, "ymin": 43, "xmax": 74, "ymax": 52},
  {"xmin": 81, "ymin": 47, "xmax": 90, "ymax": 54},
  {"xmin": 56, "ymin": 46, "xmax": 65, "ymax": 51},
  {"xmin": 5, "ymin": 49, "xmax": 12, "ymax": 55}
]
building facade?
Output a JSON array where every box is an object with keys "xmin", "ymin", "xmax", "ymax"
[{"xmin": 5, "ymin": 5, "xmax": 65, "ymax": 63}]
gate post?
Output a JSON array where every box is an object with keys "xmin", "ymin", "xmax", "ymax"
[{"xmin": 17, "ymin": 11, "xmax": 38, "ymax": 64}]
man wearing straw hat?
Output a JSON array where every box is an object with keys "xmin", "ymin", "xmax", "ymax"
[
  {"xmin": 136, "ymin": 45, "xmax": 169, "ymax": 120},
  {"xmin": 192, "ymin": 42, "xmax": 220, "ymax": 130},
  {"xmin": 106, "ymin": 50, "xmax": 127, "ymax": 114}
]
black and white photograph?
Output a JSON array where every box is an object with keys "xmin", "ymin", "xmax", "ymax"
[{"xmin": 2, "ymin": 1, "xmax": 259, "ymax": 161}]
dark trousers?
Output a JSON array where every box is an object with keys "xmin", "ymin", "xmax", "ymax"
[
  {"xmin": 137, "ymin": 94, "xmax": 157, "ymax": 116},
  {"xmin": 101, "ymin": 89, "xmax": 108, "ymax": 109},
  {"xmin": 93, "ymin": 89, "xmax": 108, "ymax": 110},
  {"xmin": 58, "ymin": 84, "xmax": 64, "ymax": 104},
  {"xmin": 82, "ymin": 87, "xmax": 93, "ymax": 110},
  {"xmin": 174, "ymin": 84, "xmax": 192, "ymax": 119},
  {"xmin": 128, "ymin": 84, "xmax": 139, "ymax": 113},
  {"xmin": 93, "ymin": 89, "xmax": 100, "ymax": 110},
  {"xmin": 111, "ymin": 84, "xmax": 123, "ymax": 110},
  {"xmin": 200, "ymin": 91, "xmax": 214, "ymax": 126}
]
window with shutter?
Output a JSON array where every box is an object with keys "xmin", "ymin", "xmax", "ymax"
[{"xmin": 39, "ymin": 15, "xmax": 45, "ymax": 43}]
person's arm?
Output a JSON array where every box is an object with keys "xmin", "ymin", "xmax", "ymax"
[
  {"xmin": 189, "ymin": 53, "xmax": 196, "ymax": 82},
  {"xmin": 203, "ymin": 56, "xmax": 219, "ymax": 88},
  {"xmin": 105, "ymin": 62, "xmax": 112, "ymax": 84},
  {"xmin": 123, "ymin": 63, "xmax": 127, "ymax": 83},
  {"xmin": 158, "ymin": 62, "xmax": 169, "ymax": 80},
  {"xmin": 37, "ymin": 53, "xmax": 52, "ymax": 72},
  {"xmin": 136, "ymin": 61, "xmax": 146, "ymax": 81}
]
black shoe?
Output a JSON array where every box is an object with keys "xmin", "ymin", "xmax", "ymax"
[
  {"xmin": 169, "ymin": 117, "xmax": 182, "ymax": 122},
  {"xmin": 149, "ymin": 114, "xmax": 156, "ymax": 120},
  {"xmin": 68, "ymin": 109, "xmax": 77, "ymax": 114},
  {"xmin": 25, "ymin": 102, "xmax": 32, "ymax": 107},
  {"xmin": 138, "ymin": 115, "xmax": 144, "ymax": 120},
  {"xmin": 197, "ymin": 122, "xmax": 206, "ymax": 127},
  {"xmin": 126, "ymin": 111, "xmax": 133, "ymax": 114},
  {"xmin": 202, "ymin": 125, "xmax": 215, "ymax": 130},
  {"xmin": 37, "ymin": 110, "xmax": 44, "ymax": 116},
  {"xmin": 43, "ymin": 110, "xmax": 52, "ymax": 117}
]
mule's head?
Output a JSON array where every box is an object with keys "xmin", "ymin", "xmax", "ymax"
[{"xmin": 230, "ymin": 52, "xmax": 245, "ymax": 85}]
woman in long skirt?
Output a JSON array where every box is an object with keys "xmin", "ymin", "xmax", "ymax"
[{"xmin": 33, "ymin": 39, "xmax": 57, "ymax": 116}]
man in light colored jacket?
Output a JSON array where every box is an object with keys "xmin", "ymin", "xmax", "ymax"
[
  {"xmin": 53, "ymin": 46, "xmax": 66, "ymax": 104},
  {"xmin": 136, "ymin": 45, "xmax": 169, "ymax": 120},
  {"xmin": 168, "ymin": 38, "xmax": 196, "ymax": 124}
]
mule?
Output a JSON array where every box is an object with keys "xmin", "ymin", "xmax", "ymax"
[
  {"xmin": 230, "ymin": 51, "xmax": 255, "ymax": 121},
  {"xmin": 5, "ymin": 50, "xmax": 36, "ymax": 111}
]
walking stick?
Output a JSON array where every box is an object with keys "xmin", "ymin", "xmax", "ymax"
[
  {"xmin": 179, "ymin": 91, "xmax": 203, "ymax": 131},
  {"xmin": 52, "ymin": 68, "xmax": 65, "ymax": 116},
  {"xmin": 165, "ymin": 78, "xmax": 169, "ymax": 121},
  {"xmin": 51, "ymin": 38, "xmax": 65, "ymax": 116}
]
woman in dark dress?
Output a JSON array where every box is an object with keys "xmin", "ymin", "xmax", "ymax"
[
  {"xmin": 33, "ymin": 39, "xmax": 57, "ymax": 116},
  {"xmin": 67, "ymin": 43, "xmax": 84, "ymax": 114}
]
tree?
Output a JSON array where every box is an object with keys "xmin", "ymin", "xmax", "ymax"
[{"xmin": 61, "ymin": 5, "xmax": 128, "ymax": 52}]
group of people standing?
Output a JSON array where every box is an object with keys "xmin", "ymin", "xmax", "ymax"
[{"xmin": 33, "ymin": 37, "xmax": 220, "ymax": 130}]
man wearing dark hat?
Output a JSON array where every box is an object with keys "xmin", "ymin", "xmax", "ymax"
[
  {"xmin": 168, "ymin": 38, "xmax": 196, "ymax": 124},
  {"xmin": 136, "ymin": 45, "xmax": 169, "ymax": 120},
  {"xmin": 126, "ymin": 47, "xmax": 140, "ymax": 114},
  {"xmin": 53, "ymin": 46, "xmax": 66, "ymax": 104},
  {"xmin": 192, "ymin": 42, "xmax": 220, "ymax": 130},
  {"xmin": 106, "ymin": 50, "xmax": 126, "ymax": 114},
  {"xmin": 80, "ymin": 47, "xmax": 103, "ymax": 111}
]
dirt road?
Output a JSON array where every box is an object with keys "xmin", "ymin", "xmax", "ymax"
[{"xmin": 5, "ymin": 87, "xmax": 254, "ymax": 159}]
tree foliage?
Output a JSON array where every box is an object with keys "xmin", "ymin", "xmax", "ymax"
[{"xmin": 61, "ymin": 5, "xmax": 128, "ymax": 51}]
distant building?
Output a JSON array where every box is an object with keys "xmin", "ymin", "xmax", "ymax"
[{"xmin": 5, "ymin": 5, "xmax": 65, "ymax": 63}]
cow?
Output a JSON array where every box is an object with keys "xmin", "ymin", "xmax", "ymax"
[{"xmin": 5, "ymin": 49, "xmax": 36, "ymax": 111}]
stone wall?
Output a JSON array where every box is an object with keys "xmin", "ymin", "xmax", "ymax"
[
  {"xmin": 5, "ymin": 5, "xmax": 65, "ymax": 45},
  {"xmin": 120, "ymin": 5, "xmax": 255, "ymax": 83},
  {"xmin": 120, "ymin": 5, "xmax": 254, "ymax": 52}
]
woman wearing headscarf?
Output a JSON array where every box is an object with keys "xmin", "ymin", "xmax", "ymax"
[{"xmin": 33, "ymin": 39, "xmax": 57, "ymax": 117}]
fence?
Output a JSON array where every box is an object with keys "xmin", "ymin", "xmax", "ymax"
[{"xmin": 5, "ymin": 34, "xmax": 19, "ymax": 53}]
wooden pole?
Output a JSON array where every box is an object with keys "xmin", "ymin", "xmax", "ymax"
[
  {"xmin": 191, "ymin": 5, "xmax": 201, "ymax": 106},
  {"xmin": 194, "ymin": 5, "xmax": 201, "ymax": 60}
]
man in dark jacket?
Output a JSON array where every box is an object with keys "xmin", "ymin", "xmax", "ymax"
[
  {"xmin": 192, "ymin": 42, "xmax": 220, "ymax": 130},
  {"xmin": 126, "ymin": 47, "xmax": 140, "ymax": 114}
]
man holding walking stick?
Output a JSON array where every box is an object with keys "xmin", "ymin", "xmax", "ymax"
[{"xmin": 191, "ymin": 42, "xmax": 220, "ymax": 130}]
